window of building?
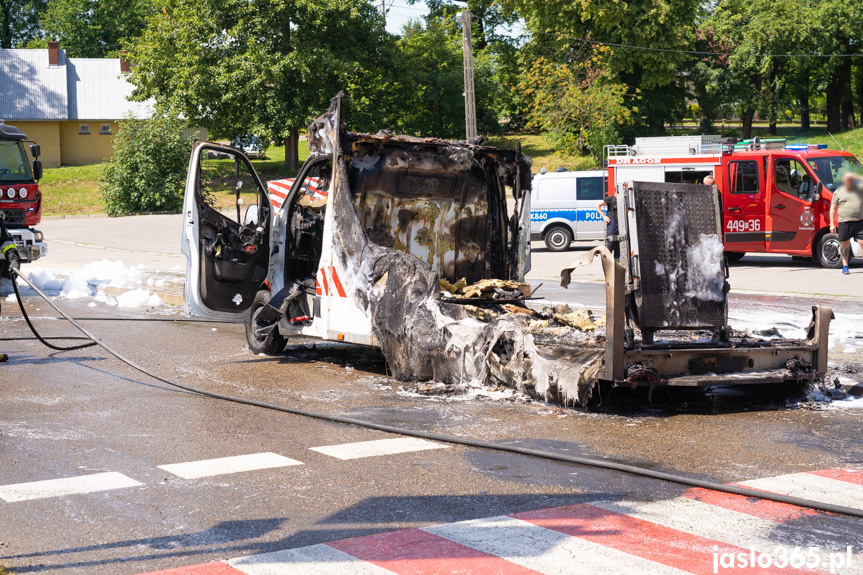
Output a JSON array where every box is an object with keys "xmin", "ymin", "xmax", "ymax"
[
  {"xmin": 100, "ymin": 123, "xmax": 112, "ymax": 135},
  {"xmin": 78, "ymin": 123, "xmax": 91, "ymax": 135}
]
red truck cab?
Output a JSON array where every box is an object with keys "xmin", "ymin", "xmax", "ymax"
[
  {"xmin": 0, "ymin": 122, "xmax": 46, "ymax": 264},
  {"xmin": 606, "ymin": 136, "xmax": 860, "ymax": 268}
]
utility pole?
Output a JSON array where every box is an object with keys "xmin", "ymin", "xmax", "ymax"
[
  {"xmin": 458, "ymin": 9, "xmax": 477, "ymax": 141},
  {"xmin": 380, "ymin": 0, "xmax": 386, "ymax": 26}
]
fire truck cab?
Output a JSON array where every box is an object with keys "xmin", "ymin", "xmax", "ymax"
[
  {"xmin": 0, "ymin": 122, "xmax": 46, "ymax": 264},
  {"xmin": 605, "ymin": 135, "xmax": 861, "ymax": 268}
]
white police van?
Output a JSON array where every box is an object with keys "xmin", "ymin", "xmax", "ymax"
[{"xmin": 530, "ymin": 170, "xmax": 606, "ymax": 251}]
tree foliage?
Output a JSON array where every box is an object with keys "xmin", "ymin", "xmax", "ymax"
[
  {"xmin": 386, "ymin": 18, "xmax": 502, "ymax": 139},
  {"xmin": 26, "ymin": 0, "xmax": 152, "ymax": 57},
  {"xmin": 99, "ymin": 113, "xmax": 196, "ymax": 216},
  {"xmin": 0, "ymin": 0, "xmax": 47, "ymax": 48},
  {"xmin": 520, "ymin": 47, "xmax": 633, "ymax": 160},
  {"xmin": 128, "ymin": 0, "xmax": 389, "ymax": 168},
  {"xmin": 503, "ymin": 0, "xmax": 699, "ymax": 131}
]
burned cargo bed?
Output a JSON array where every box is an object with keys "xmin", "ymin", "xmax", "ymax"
[{"xmin": 559, "ymin": 182, "xmax": 831, "ymax": 399}]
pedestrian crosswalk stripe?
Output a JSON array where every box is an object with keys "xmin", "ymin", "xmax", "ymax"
[
  {"xmin": 0, "ymin": 471, "xmax": 142, "ymax": 502},
  {"xmin": 682, "ymin": 487, "xmax": 822, "ymax": 522},
  {"xmin": 158, "ymin": 453, "xmax": 304, "ymax": 479},
  {"xmin": 309, "ymin": 437, "xmax": 447, "ymax": 460},
  {"xmin": 808, "ymin": 468, "xmax": 863, "ymax": 486},
  {"xmin": 118, "ymin": 466, "xmax": 863, "ymax": 575},
  {"xmin": 740, "ymin": 472, "xmax": 863, "ymax": 511},
  {"xmin": 328, "ymin": 526, "xmax": 540, "ymax": 575},
  {"xmin": 426, "ymin": 514, "xmax": 691, "ymax": 575},
  {"xmin": 228, "ymin": 543, "xmax": 394, "ymax": 575},
  {"xmin": 515, "ymin": 503, "xmax": 787, "ymax": 575}
]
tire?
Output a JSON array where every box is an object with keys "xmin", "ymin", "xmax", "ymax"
[
  {"xmin": 544, "ymin": 226, "xmax": 573, "ymax": 252},
  {"xmin": 246, "ymin": 290, "xmax": 287, "ymax": 355},
  {"xmin": 816, "ymin": 233, "xmax": 844, "ymax": 269},
  {"xmin": 724, "ymin": 251, "xmax": 745, "ymax": 263}
]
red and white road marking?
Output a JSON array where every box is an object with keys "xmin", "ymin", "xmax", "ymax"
[{"xmin": 136, "ymin": 468, "xmax": 863, "ymax": 575}]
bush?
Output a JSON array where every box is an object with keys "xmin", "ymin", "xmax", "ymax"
[{"xmin": 99, "ymin": 114, "xmax": 197, "ymax": 216}]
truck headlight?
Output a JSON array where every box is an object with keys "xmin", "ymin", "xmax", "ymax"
[
  {"xmin": 33, "ymin": 229, "xmax": 43, "ymax": 242},
  {"xmin": 19, "ymin": 188, "xmax": 27, "ymax": 198},
  {"xmin": 5, "ymin": 189, "xmax": 13, "ymax": 199}
]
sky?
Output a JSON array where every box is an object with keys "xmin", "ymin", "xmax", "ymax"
[
  {"xmin": 383, "ymin": 0, "xmax": 432, "ymax": 35},
  {"xmin": 382, "ymin": 0, "xmax": 525, "ymax": 38}
]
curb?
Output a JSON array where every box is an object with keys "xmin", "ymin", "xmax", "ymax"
[{"xmin": 43, "ymin": 211, "xmax": 179, "ymax": 220}]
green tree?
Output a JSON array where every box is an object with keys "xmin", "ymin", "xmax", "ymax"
[
  {"xmin": 99, "ymin": 113, "xmax": 197, "ymax": 216},
  {"xmin": 27, "ymin": 0, "xmax": 152, "ymax": 57},
  {"xmin": 708, "ymin": 0, "xmax": 816, "ymax": 138},
  {"xmin": 128, "ymin": 0, "xmax": 389, "ymax": 170},
  {"xmin": 391, "ymin": 18, "xmax": 501, "ymax": 138},
  {"xmin": 520, "ymin": 46, "xmax": 634, "ymax": 161},
  {"xmin": 814, "ymin": 0, "xmax": 863, "ymax": 132},
  {"xmin": 503, "ymin": 0, "xmax": 699, "ymax": 132},
  {"xmin": 0, "ymin": 0, "xmax": 47, "ymax": 48}
]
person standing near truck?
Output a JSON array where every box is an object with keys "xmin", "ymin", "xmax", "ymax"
[
  {"xmin": 595, "ymin": 196, "xmax": 620, "ymax": 260},
  {"xmin": 829, "ymin": 171, "xmax": 863, "ymax": 274}
]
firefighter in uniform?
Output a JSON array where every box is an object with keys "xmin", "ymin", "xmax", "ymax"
[{"xmin": 1, "ymin": 217, "xmax": 21, "ymax": 363}]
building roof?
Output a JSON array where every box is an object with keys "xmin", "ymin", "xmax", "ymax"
[
  {"xmin": 0, "ymin": 48, "xmax": 153, "ymax": 121},
  {"xmin": 0, "ymin": 49, "xmax": 69, "ymax": 120}
]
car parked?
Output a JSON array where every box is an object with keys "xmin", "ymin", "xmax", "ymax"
[{"xmin": 530, "ymin": 170, "xmax": 606, "ymax": 251}]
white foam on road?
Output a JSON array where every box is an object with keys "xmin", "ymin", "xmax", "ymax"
[
  {"xmin": 158, "ymin": 452, "xmax": 303, "ymax": 479},
  {"xmin": 740, "ymin": 472, "xmax": 863, "ymax": 511},
  {"xmin": 425, "ymin": 514, "xmax": 690, "ymax": 575},
  {"xmin": 9, "ymin": 259, "xmax": 167, "ymax": 308},
  {"xmin": 229, "ymin": 543, "xmax": 394, "ymax": 575},
  {"xmin": 115, "ymin": 288, "xmax": 162, "ymax": 308},
  {"xmin": 309, "ymin": 437, "xmax": 447, "ymax": 460},
  {"xmin": 0, "ymin": 471, "xmax": 142, "ymax": 502}
]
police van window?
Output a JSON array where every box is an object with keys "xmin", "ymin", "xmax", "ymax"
[
  {"xmin": 537, "ymin": 178, "xmax": 575, "ymax": 203},
  {"xmin": 774, "ymin": 158, "xmax": 812, "ymax": 200},
  {"xmin": 728, "ymin": 160, "xmax": 759, "ymax": 194},
  {"xmin": 576, "ymin": 177, "xmax": 604, "ymax": 201}
]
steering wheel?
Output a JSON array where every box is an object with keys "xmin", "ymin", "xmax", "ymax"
[{"xmin": 0, "ymin": 169, "xmax": 10, "ymax": 175}]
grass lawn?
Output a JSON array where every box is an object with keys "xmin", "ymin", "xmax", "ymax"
[
  {"xmin": 40, "ymin": 143, "xmax": 309, "ymax": 216},
  {"xmin": 37, "ymin": 125, "xmax": 863, "ymax": 217},
  {"xmin": 490, "ymin": 133, "xmax": 601, "ymax": 173},
  {"xmin": 40, "ymin": 163, "xmax": 105, "ymax": 216}
]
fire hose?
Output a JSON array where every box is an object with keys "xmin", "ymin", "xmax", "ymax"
[{"xmin": 8, "ymin": 267, "xmax": 863, "ymax": 520}]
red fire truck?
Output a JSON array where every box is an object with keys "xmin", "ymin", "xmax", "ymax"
[
  {"xmin": 605, "ymin": 135, "xmax": 861, "ymax": 268},
  {"xmin": 0, "ymin": 122, "xmax": 46, "ymax": 265}
]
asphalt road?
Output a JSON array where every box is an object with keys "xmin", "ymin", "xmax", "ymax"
[
  {"xmin": 2, "ymin": 291, "xmax": 863, "ymax": 573},
  {"xmin": 1, "ymin": 215, "xmax": 861, "ymax": 573}
]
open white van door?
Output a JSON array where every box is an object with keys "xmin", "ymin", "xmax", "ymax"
[{"xmin": 181, "ymin": 141, "xmax": 271, "ymax": 322}]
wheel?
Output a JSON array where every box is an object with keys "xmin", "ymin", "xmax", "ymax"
[
  {"xmin": 816, "ymin": 233, "xmax": 844, "ymax": 269},
  {"xmin": 724, "ymin": 251, "xmax": 745, "ymax": 263},
  {"xmin": 246, "ymin": 290, "xmax": 287, "ymax": 355},
  {"xmin": 544, "ymin": 226, "xmax": 573, "ymax": 252}
]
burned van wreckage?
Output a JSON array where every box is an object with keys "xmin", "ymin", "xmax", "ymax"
[{"xmin": 182, "ymin": 95, "xmax": 832, "ymax": 406}]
